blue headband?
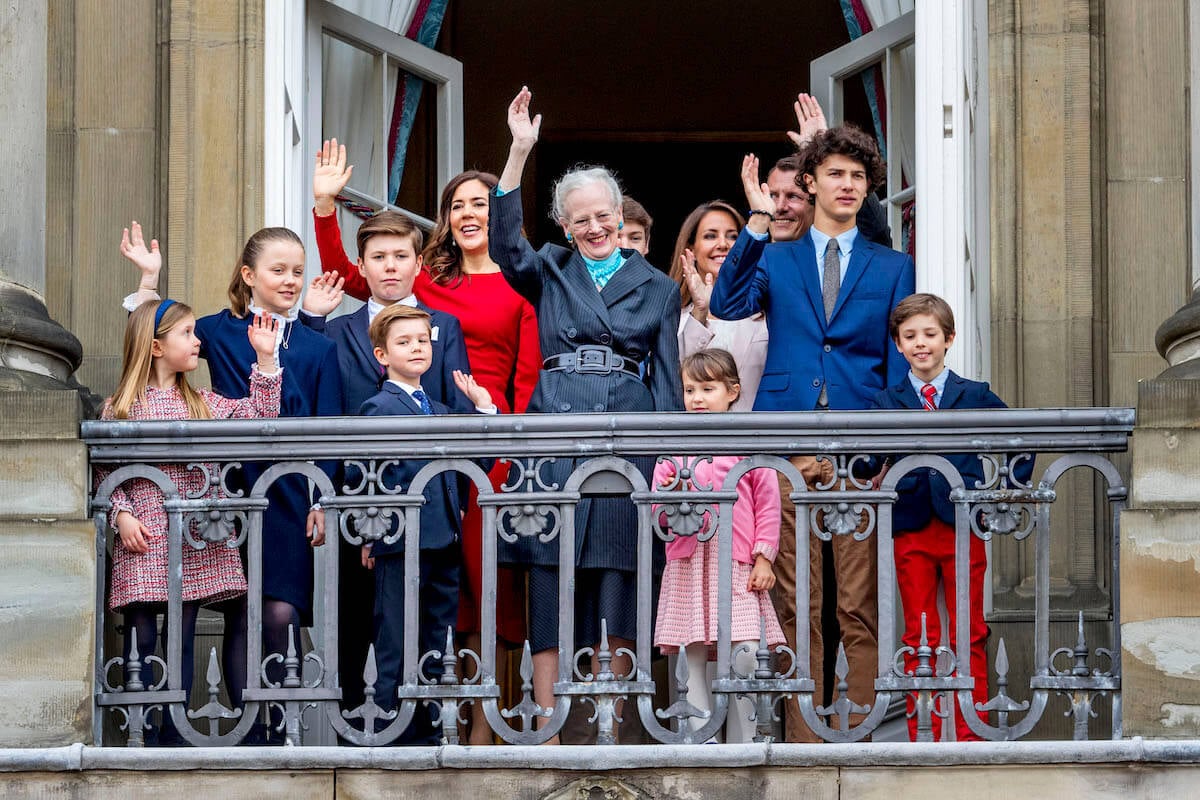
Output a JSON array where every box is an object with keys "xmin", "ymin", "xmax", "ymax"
[{"xmin": 154, "ymin": 299, "xmax": 177, "ymax": 331}]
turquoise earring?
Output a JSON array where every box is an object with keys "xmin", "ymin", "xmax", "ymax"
[{"xmin": 566, "ymin": 233, "xmax": 573, "ymax": 243}]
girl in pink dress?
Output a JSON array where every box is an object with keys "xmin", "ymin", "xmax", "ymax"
[
  {"xmin": 653, "ymin": 349, "xmax": 785, "ymax": 743},
  {"xmin": 98, "ymin": 299, "xmax": 282, "ymax": 702}
]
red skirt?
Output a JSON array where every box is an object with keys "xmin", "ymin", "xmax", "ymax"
[{"xmin": 456, "ymin": 461, "xmax": 527, "ymax": 644}]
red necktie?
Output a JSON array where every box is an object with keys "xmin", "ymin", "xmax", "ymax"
[{"xmin": 921, "ymin": 383, "xmax": 937, "ymax": 411}]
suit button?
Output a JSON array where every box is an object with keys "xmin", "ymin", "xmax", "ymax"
[
  {"xmin": 812, "ymin": 379, "xmax": 821, "ymax": 388},
  {"xmin": 593, "ymin": 404, "xmax": 605, "ymax": 412},
  {"xmin": 567, "ymin": 328, "xmax": 577, "ymax": 339},
  {"xmin": 600, "ymin": 333, "xmax": 611, "ymax": 344},
  {"xmin": 559, "ymin": 403, "xmax": 571, "ymax": 412},
  {"xmin": 823, "ymin": 344, "xmax": 832, "ymax": 353}
]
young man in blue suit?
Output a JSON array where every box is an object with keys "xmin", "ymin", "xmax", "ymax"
[
  {"xmin": 358, "ymin": 303, "xmax": 496, "ymax": 743},
  {"xmin": 869, "ymin": 293, "xmax": 1029, "ymax": 741},
  {"xmin": 301, "ymin": 211, "xmax": 473, "ymax": 713},
  {"xmin": 710, "ymin": 125, "xmax": 914, "ymax": 739}
]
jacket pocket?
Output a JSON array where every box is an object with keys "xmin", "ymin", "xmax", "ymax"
[{"xmin": 758, "ymin": 371, "xmax": 790, "ymax": 392}]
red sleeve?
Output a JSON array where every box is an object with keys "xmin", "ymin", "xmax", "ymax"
[
  {"xmin": 512, "ymin": 297, "xmax": 541, "ymax": 413},
  {"xmin": 313, "ymin": 209, "xmax": 370, "ymax": 301}
]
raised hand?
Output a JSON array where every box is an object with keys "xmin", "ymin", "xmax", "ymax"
[
  {"xmin": 681, "ymin": 249, "xmax": 714, "ymax": 320},
  {"xmin": 507, "ymin": 86, "xmax": 542, "ymax": 152},
  {"xmin": 115, "ymin": 511, "xmax": 151, "ymax": 554},
  {"xmin": 314, "ymin": 138, "xmax": 354, "ymax": 216},
  {"xmin": 303, "ymin": 270, "xmax": 345, "ymax": 317},
  {"xmin": 741, "ymin": 154, "xmax": 773, "ymax": 215},
  {"xmin": 453, "ymin": 369, "xmax": 494, "ymax": 410},
  {"xmin": 121, "ymin": 220, "xmax": 162, "ymax": 286},
  {"xmin": 247, "ymin": 311, "xmax": 280, "ymax": 366},
  {"xmin": 787, "ymin": 92, "xmax": 827, "ymax": 149}
]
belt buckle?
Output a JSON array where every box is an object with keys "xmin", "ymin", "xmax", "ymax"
[{"xmin": 574, "ymin": 344, "xmax": 613, "ymax": 375}]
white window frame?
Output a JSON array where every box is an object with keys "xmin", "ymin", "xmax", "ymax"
[
  {"xmin": 264, "ymin": 0, "xmax": 463, "ymax": 277},
  {"xmin": 811, "ymin": 6, "xmax": 990, "ymax": 381}
]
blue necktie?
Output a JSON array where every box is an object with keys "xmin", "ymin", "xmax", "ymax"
[{"xmin": 412, "ymin": 389, "xmax": 433, "ymax": 415}]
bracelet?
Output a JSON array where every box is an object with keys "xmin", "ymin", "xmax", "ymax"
[{"xmin": 748, "ymin": 210, "xmax": 775, "ymax": 221}]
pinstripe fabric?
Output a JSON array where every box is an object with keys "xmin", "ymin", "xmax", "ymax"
[{"xmin": 489, "ymin": 188, "xmax": 683, "ymax": 571}]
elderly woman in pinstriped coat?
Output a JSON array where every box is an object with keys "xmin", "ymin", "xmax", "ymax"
[{"xmin": 490, "ymin": 86, "xmax": 683, "ymax": 742}]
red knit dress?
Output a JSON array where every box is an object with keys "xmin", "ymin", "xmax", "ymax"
[
  {"xmin": 99, "ymin": 368, "xmax": 282, "ymax": 610},
  {"xmin": 314, "ymin": 211, "xmax": 540, "ymax": 643}
]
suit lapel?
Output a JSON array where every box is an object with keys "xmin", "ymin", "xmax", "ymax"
[
  {"xmin": 829, "ymin": 239, "xmax": 874, "ymax": 324},
  {"xmin": 384, "ymin": 382, "xmax": 424, "ymax": 415},
  {"xmin": 349, "ymin": 306, "xmax": 380, "ymax": 377},
  {"xmin": 600, "ymin": 253, "xmax": 652, "ymax": 307},
  {"xmin": 794, "ymin": 235, "xmax": 827, "ymax": 328},
  {"xmin": 895, "ymin": 378, "xmax": 925, "ymax": 410},
  {"xmin": 563, "ymin": 252, "xmax": 613, "ymax": 326},
  {"xmin": 939, "ymin": 371, "xmax": 966, "ymax": 409}
]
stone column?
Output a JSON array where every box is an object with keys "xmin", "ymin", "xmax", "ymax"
[
  {"xmin": 0, "ymin": 1, "xmax": 94, "ymax": 745},
  {"xmin": 0, "ymin": 0, "xmax": 83, "ymax": 390}
]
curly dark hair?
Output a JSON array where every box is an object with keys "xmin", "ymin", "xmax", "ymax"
[
  {"xmin": 422, "ymin": 170, "xmax": 499, "ymax": 286},
  {"xmin": 797, "ymin": 124, "xmax": 886, "ymax": 194}
]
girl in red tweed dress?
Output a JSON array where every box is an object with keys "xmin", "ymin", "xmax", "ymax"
[
  {"xmin": 653, "ymin": 349, "xmax": 785, "ymax": 743},
  {"xmin": 98, "ymin": 299, "xmax": 281, "ymax": 700}
]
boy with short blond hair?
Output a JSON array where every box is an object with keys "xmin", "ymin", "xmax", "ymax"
[{"xmin": 357, "ymin": 302, "xmax": 493, "ymax": 743}]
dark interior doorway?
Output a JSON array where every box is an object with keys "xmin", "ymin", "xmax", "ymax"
[{"xmin": 440, "ymin": 0, "xmax": 877, "ymax": 269}]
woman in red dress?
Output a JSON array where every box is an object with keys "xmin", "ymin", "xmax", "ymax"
[{"xmin": 313, "ymin": 142, "xmax": 539, "ymax": 744}]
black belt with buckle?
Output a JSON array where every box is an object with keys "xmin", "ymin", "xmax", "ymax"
[{"xmin": 543, "ymin": 345, "xmax": 640, "ymax": 377}]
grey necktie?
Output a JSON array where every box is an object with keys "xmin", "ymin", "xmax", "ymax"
[{"xmin": 822, "ymin": 238, "xmax": 840, "ymax": 321}]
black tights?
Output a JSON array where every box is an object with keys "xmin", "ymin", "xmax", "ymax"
[
  {"xmin": 261, "ymin": 598, "xmax": 301, "ymax": 687},
  {"xmin": 121, "ymin": 601, "xmax": 200, "ymax": 693}
]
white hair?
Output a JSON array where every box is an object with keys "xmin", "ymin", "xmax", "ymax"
[{"xmin": 550, "ymin": 166, "xmax": 623, "ymax": 224}]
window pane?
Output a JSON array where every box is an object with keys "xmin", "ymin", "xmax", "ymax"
[
  {"xmin": 386, "ymin": 59, "xmax": 437, "ymax": 218},
  {"xmin": 321, "ymin": 33, "xmax": 383, "ymax": 199}
]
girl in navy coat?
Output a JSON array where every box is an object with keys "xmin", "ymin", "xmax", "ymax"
[{"xmin": 122, "ymin": 222, "xmax": 343, "ymax": 723}]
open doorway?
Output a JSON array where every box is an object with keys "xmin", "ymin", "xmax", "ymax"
[{"xmin": 441, "ymin": 0, "xmax": 878, "ymax": 270}]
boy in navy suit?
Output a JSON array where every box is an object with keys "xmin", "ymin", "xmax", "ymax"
[
  {"xmin": 301, "ymin": 211, "xmax": 473, "ymax": 711},
  {"xmin": 870, "ymin": 293, "xmax": 1028, "ymax": 741},
  {"xmin": 359, "ymin": 303, "xmax": 495, "ymax": 743}
]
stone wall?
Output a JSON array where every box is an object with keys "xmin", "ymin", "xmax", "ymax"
[
  {"xmin": 0, "ymin": 391, "xmax": 94, "ymax": 745},
  {"xmin": 1122, "ymin": 380, "xmax": 1200, "ymax": 736}
]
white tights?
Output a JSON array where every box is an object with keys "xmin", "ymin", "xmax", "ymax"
[{"xmin": 683, "ymin": 642, "xmax": 760, "ymax": 743}]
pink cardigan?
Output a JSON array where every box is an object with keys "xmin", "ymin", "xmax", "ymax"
[{"xmin": 653, "ymin": 455, "xmax": 780, "ymax": 564}]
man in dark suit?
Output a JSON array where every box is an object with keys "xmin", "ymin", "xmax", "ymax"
[
  {"xmin": 358, "ymin": 303, "xmax": 496, "ymax": 743},
  {"xmin": 711, "ymin": 124, "xmax": 914, "ymax": 739},
  {"xmin": 300, "ymin": 210, "xmax": 473, "ymax": 714}
]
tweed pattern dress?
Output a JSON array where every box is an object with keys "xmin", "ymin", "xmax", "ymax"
[{"xmin": 99, "ymin": 367, "xmax": 281, "ymax": 610}]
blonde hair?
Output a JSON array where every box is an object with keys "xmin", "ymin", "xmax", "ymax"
[
  {"xmin": 110, "ymin": 300, "xmax": 212, "ymax": 420},
  {"xmin": 368, "ymin": 304, "xmax": 432, "ymax": 351},
  {"xmin": 227, "ymin": 227, "xmax": 304, "ymax": 317}
]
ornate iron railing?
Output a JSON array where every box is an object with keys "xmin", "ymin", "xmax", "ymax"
[{"xmin": 83, "ymin": 407, "xmax": 1133, "ymax": 746}]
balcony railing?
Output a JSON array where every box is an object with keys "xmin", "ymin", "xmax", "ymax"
[{"xmin": 82, "ymin": 407, "xmax": 1133, "ymax": 747}]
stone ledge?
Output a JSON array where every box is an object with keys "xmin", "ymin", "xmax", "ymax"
[
  {"xmin": 0, "ymin": 390, "xmax": 81, "ymax": 440},
  {"xmin": 1, "ymin": 739, "xmax": 1199, "ymax": 772},
  {"xmin": 1135, "ymin": 379, "xmax": 1200, "ymax": 429}
]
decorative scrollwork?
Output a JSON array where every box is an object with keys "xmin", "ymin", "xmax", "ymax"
[
  {"xmin": 971, "ymin": 501, "xmax": 1035, "ymax": 541},
  {"xmin": 341, "ymin": 459, "xmax": 403, "ymax": 496},
  {"xmin": 497, "ymin": 502, "xmax": 559, "ymax": 542},
  {"xmin": 339, "ymin": 505, "xmax": 402, "ymax": 546},
  {"xmin": 976, "ymin": 452, "xmax": 1035, "ymax": 491},
  {"xmin": 811, "ymin": 502, "xmax": 876, "ymax": 541},
  {"xmin": 183, "ymin": 508, "xmax": 247, "ymax": 549},
  {"xmin": 499, "ymin": 456, "xmax": 560, "ymax": 493},
  {"xmin": 184, "ymin": 461, "xmax": 244, "ymax": 499},
  {"xmin": 652, "ymin": 498, "xmax": 716, "ymax": 542}
]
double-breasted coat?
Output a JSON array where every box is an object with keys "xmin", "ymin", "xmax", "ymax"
[{"xmin": 488, "ymin": 188, "xmax": 683, "ymax": 570}]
